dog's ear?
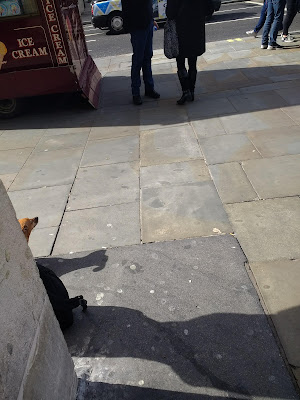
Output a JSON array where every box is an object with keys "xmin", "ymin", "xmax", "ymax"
[
  {"xmin": 32, "ymin": 217, "xmax": 39, "ymax": 227},
  {"xmin": 18, "ymin": 217, "xmax": 39, "ymax": 242}
]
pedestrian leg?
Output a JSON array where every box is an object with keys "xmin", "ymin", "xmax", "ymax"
[
  {"xmin": 261, "ymin": 0, "xmax": 274, "ymax": 46},
  {"xmin": 176, "ymin": 56, "xmax": 192, "ymax": 105},
  {"xmin": 130, "ymin": 28, "xmax": 148, "ymax": 99},
  {"xmin": 142, "ymin": 21, "xmax": 156, "ymax": 96},
  {"xmin": 269, "ymin": 0, "xmax": 285, "ymax": 46},
  {"xmin": 282, "ymin": 0, "xmax": 298, "ymax": 41},
  {"xmin": 255, "ymin": 0, "xmax": 268, "ymax": 33},
  {"xmin": 188, "ymin": 56, "xmax": 197, "ymax": 102}
]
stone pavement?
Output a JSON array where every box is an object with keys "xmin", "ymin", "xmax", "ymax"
[{"xmin": 1, "ymin": 34, "xmax": 300, "ymax": 398}]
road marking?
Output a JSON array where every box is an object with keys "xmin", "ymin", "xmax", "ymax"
[
  {"xmin": 86, "ymin": 39, "xmax": 97, "ymax": 43},
  {"xmin": 216, "ymin": 5, "xmax": 261, "ymax": 13},
  {"xmin": 247, "ymin": 0, "xmax": 264, "ymax": 5},
  {"xmin": 227, "ymin": 38, "xmax": 244, "ymax": 42},
  {"xmin": 85, "ymin": 32, "xmax": 106, "ymax": 37},
  {"xmin": 207, "ymin": 15, "xmax": 260, "ymax": 25}
]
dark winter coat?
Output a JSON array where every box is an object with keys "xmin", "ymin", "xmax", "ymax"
[
  {"xmin": 166, "ymin": 0, "xmax": 213, "ymax": 57},
  {"xmin": 121, "ymin": 0, "xmax": 153, "ymax": 33}
]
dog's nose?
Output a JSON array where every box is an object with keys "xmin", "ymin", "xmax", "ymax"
[{"xmin": 34, "ymin": 217, "xmax": 39, "ymax": 224}]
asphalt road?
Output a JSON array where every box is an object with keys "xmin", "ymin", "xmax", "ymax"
[{"xmin": 83, "ymin": 0, "xmax": 300, "ymax": 58}]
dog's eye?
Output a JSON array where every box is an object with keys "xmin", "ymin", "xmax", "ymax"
[{"xmin": 23, "ymin": 226, "xmax": 28, "ymax": 231}]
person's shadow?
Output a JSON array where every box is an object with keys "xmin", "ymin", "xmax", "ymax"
[
  {"xmin": 65, "ymin": 305, "xmax": 299, "ymax": 399},
  {"xmin": 36, "ymin": 249, "xmax": 108, "ymax": 277}
]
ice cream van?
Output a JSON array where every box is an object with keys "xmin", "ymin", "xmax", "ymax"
[
  {"xmin": 92, "ymin": 0, "xmax": 221, "ymax": 34},
  {"xmin": 0, "ymin": 0, "xmax": 102, "ymax": 118}
]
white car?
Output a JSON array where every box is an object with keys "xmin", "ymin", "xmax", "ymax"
[{"xmin": 92, "ymin": 0, "xmax": 221, "ymax": 34}]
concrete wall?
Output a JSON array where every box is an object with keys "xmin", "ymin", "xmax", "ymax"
[{"xmin": 0, "ymin": 180, "xmax": 77, "ymax": 400}]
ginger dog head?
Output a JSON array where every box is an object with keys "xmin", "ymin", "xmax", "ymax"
[{"xmin": 18, "ymin": 217, "xmax": 39, "ymax": 242}]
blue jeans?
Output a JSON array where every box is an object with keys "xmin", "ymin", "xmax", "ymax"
[
  {"xmin": 254, "ymin": 0, "xmax": 268, "ymax": 33},
  {"xmin": 130, "ymin": 21, "xmax": 154, "ymax": 96},
  {"xmin": 262, "ymin": 0, "xmax": 285, "ymax": 45}
]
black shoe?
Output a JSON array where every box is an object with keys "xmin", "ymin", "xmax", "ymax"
[
  {"xmin": 145, "ymin": 89, "xmax": 160, "ymax": 99},
  {"xmin": 177, "ymin": 90, "xmax": 192, "ymax": 105},
  {"xmin": 133, "ymin": 95, "xmax": 142, "ymax": 105}
]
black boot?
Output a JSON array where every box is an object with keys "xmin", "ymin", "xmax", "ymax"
[
  {"xmin": 177, "ymin": 69, "xmax": 192, "ymax": 105},
  {"xmin": 188, "ymin": 69, "xmax": 197, "ymax": 102}
]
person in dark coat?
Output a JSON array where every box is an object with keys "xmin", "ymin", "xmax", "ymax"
[
  {"xmin": 166, "ymin": 0, "xmax": 214, "ymax": 105},
  {"xmin": 121, "ymin": 0, "xmax": 160, "ymax": 105}
]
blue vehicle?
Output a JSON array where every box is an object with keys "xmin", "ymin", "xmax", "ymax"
[{"xmin": 91, "ymin": 0, "xmax": 221, "ymax": 34}]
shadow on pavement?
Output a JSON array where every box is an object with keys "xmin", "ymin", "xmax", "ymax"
[
  {"xmin": 37, "ymin": 249, "xmax": 108, "ymax": 277},
  {"xmin": 64, "ymin": 305, "xmax": 299, "ymax": 398},
  {"xmin": 1, "ymin": 65, "xmax": 300, "ymax": 130},
  {"xmin": 76, "ymin": 379, "xmax": 226, "ymax": 400}
]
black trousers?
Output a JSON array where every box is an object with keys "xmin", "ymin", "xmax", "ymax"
[
  {"xmin": 176, "ymin": 56, "xmax": 198, "ymax": 72},
  {"xmin": 283, "ymin": 0, "xmax": 298, "ymax": 35}
]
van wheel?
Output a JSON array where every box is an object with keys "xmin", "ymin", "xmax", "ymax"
[
  {"xmin": 108, "ymin": 12, "xmax": 124, "ymax": 34},
  {"xmin": 0, "ymin": 98, "xmax": 23, "ymax": 119}
]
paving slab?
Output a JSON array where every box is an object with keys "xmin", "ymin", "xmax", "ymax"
[
  {"xmin": 283, "ymin": 105, "xmax": 300, "ymax": 124},
  {"xmin": 228, "ymin": 49, "xmax": 253, "ymax": 60},
  {"xmin": 9, "ymin": 148, "xmax": 83, "ymax": 191},
  {"xmin": 139, "ymin": 104, "xmax": 188, "ymax": 131},
  {"xmin": 52, "ymin": 202, "xmax": 140, "ymax": 255},
  {"xmin": 45, "ymin": 127, "xmax": 91, "ymax": 136},
  {"xmin": 101, "ymin": 75, "xmax": 131, "ymax": 94},
  {"xmin": 276, "ymin": 86, "xmax": 300, "ymax": 105},
  {"xmin": 242, "ymin": 65, "xmax": 274, "ymax": 84},
  {"xmin": 202, "ymin": 51, "xmax": 231, "ymax": 63},
  {"xmin": 40, "ymin": 236, "xmax": 298, "ymax": 399},
  {"xmin": 152, "ymin": 68, "xmax": 177, "ymax": 83},
  {"xmin": 33, "ymin": 132, "xmax": 89, "ymax": 152},
  {"xmin": 199, "ymin": 134, "xmax": 261, "ymax": 165},
  {"xmin": 28, "ymin": 226, "xmax": 58, "ymax": 257},
  {"xmin": 247, "ymin": 125, "xmax": 300, "ymax": 157},
  {"xmin": 155, "ymin": 81, "xmax": 181, "ymax": 100},
  {"xmin": 252, "ymin": 54, "xmax": 285, "ymax": 67},
  {"xmin": 242, "ymin": 154, "xmax": 300, "ymax": 199},
  {"xmin": 141, "ymin": 181, "xmax": 232, "ymax": 243},
  {"xmin": 140, "ymin": 125, "xmax": 202, "ymax": 167},
  {"xmin": 67, "ymin": 162, "xmax": 139, "ymax": 211},
  {"xmin": 0, "ymin": 174, "xmax": 16, "ymax": 190},
  {"xmin": 186, "ymin": 97, "xmax": 236, "ymax": 120},
  {"xmin": 209, "ymin": 162, "xmax": 258, "ymax": 204},
  {"xmin": 0, "ymin": 129, "xmax": 46, "ymax": 150},
  {"xmin": 8, "ymin": 185, "xmax": 71, "ymax": 228},
  {"xmin": 228, "ymin": 91, "xmax": 288, "ymax": 113},
  {"xmin": 271, "ymin": 73, "xmax": 300, "ymax": 82},
  {"xmin": 239, "ymin": 79, "xmax": 300, "ymax": 94},
  {"xmin": 250, "ymin": 259, "xmax": 300, "ymax": 368},
  {"xmin": 225, "ymin": 197, "xmax": 300, "ymax": 262},
  {"xmin": 272, "ymin": 63, "xmax": 300, "ymax": 76},
  {"xmin": 201, "ymin": 69, "xmax": 250, "ymax": 92},
  {"xmin": 192, "ymin": 117, "xmax": 227, "ymax": 138},
  {"xmin": 100, "ymin": 90, "xmax": 132, "ymax": 108},
  {"xmin": 220, "ymin": 109, "xmax": 296, "ymax": 135},
  {"xmin": 0, "ymin": 148, "xmax": 33, "ymax": 175},
  {"xmin": 90, "ymin": 110, "xmax": 139, "ymax": 141},
  {"xmin": 81, "ymin": 136, "xmax": 139, "ymax": 167},
  {"xmin": 141, "ymin": 160, "xmax": 210, "ymax": 189}
]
